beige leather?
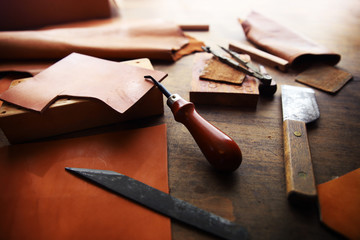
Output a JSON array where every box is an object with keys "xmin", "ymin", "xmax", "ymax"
[
  {"xmin": 241, "ymin": 11, "xmax": 341, "ymax": 68},
  {"xmin": 0, "ymin": 124, "xmax": 171, "ymax": 240},
  {"xmin": 0, "ymin": 18, "xmax": 202, "ymax": 63},
  {"xmin": 0, "ymin": 53, "xmax": 167, "ymax": 113}
]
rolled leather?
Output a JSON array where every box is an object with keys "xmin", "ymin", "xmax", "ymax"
[
  {"xmin": 241, "ymin": 11, "xmax": 341, "ymax": 68},
  {"xmin": 0, "ymin": 0, "xmax": 112, "ymax": 31}
]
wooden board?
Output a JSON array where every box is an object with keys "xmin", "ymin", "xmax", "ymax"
[
  {"xmin": 0, "ymin": 58, "xmax": 164, "ymax": 144},
  {"xmin": 190, "ymin": 53, "xmax": 259, "ymax": 108}
]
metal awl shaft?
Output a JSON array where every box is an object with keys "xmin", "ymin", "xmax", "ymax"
[
  {"xmin": 145, "ymin": 75, "xmax": 171, "ymax": 98},
  {"xmin": 144, "ymin": 75, "xmax": 242, "ymax": 172}
]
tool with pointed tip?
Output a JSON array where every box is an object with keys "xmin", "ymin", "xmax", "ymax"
[
  {"xmin": 145, "ymin": 75, "xmax": 242, "ymax": 172},
  {"xmin": 281, "ymin": 85, "xmax": 320, "ymax": 204},
  {"xmin": 65, "ymin": 167, "xmax": 248, "ymax": 240}
]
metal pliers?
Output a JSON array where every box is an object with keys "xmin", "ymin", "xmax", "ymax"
[{"xmin": 202, "ymin": 46, "xmax": 277, "ymax": 96}]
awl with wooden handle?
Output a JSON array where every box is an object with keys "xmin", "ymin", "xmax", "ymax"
[
  {"xmin": 145, "ymin": 76, "xmax": 242, "ymax": 172},
  {"xmin": 281, "ymin": 85, "xmax": 320, "ymax": 204}
]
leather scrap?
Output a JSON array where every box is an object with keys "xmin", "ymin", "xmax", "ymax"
[
  {"xmin": 295, "ymin": 64, "xmax": 353, "ymax": 93},
  {"xmin": 0, "ymin": 53, "xmax": 167, "ymax": 113},
  {"xmin": 200, "ymin": 57, "xmax": 246, "ymax": 85},
  {"xmin": 0, "ymin": 18, "xmax": 203, "ymax": 63},
  {"xmin": 241, "ymin": 11, "xmax": 341, "ymax": 68},
  {"xmin": 317, "ymin": 168, "xmax": 360, "ymax": 239},
  {"xmin": 0, "ymin": 124, "xmax": 170, "ymax": 240}
]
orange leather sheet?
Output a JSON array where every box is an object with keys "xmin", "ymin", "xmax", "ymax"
[
  {"xmin": 241, "ymin": 11, "xmax": 341, "ymax": 68},
  {"xmin": 317, "ymin": 168, "xmax": 360, "ymax": 239},
  {"xmin": 0, "ymin": 18, "xmax": 201, "ymax": 62},
  {"xmin": 0, "ymin": 124, "xmax": 171, "ymax": 240},
  {"xmin": 0, "ymin": 53, "xmax": 167, "ymax": 113}
]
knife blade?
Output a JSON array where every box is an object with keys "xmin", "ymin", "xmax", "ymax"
[
  {"xmin": 281, "ymin": 85, "xmax": 320, "ymax": 204},
  {"xmin": 65, "ymin": 167, "xmax": 248, "ymax": 240}
]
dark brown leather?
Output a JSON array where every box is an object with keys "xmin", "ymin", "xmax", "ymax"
[
  {"xmin": 0, "ymin": 18, "xmax": 203, "ymax": 63},
  {"xmin": 0, "ymin": 53, "xmax": 167, "ymax": 113},
  {"xmin": 0, "ymin": 124, "xmax": 171, "ymax": 240},
  {"xmin": 0, "ymin": 0, "xmax": 112, "ymax": 31},
  {"xmin": 241, "ymin": 11, "xmax": 341, "ymax": 68}
]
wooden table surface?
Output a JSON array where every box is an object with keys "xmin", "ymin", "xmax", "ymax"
[
  {"xmin": 119, "ymin": 0, "xmax": 360, "ymax": 239},
  {"xmin": 1, "ymin": 0, "xmax": 359, "ymax": 239}
]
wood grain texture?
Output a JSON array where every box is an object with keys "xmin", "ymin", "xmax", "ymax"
[
  {"xmin": 190, "ymin": 53, "xmax": 259, "ymax": 108},
  {"xmin": 283, "ymin": 119, "xmax": 317, "ymax": 203},
  {"xmin": 1, "ymin": 0, "xmax": 360, "ymax": 239},
  {"xmin": 229, "ymin": 41, "xmax": 289, "ymax": 72}
]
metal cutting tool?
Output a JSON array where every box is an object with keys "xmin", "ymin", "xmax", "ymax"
[
  {"xmin": 202, "ymin": 46, "xmax": 277, "ymax": 96},
  {"xmin": 66, "ymin": 167, "xmax": 248, "ymax": 240}
]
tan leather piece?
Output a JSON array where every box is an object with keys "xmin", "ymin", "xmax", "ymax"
[
  {"xmin": 200, "ymin": 57, "xmax": 246, "ymax": 85},
  {"xmin": 295, "ymin": 64, "xmax": 353, "ymax": 93},
  {"xmin": 0, "ymin": 53, "xmax": 167, "ymax": 113},
  {"xmin": 0, "ymin": 124, "xmax": 171, "ymax": 240},
  {"xmin": 241, "ymin": 11, "xmax": 341, "ymax": 68},
  {"xmin": 0, "ymin": 18, "xmax": 200, "ymax": 62},
  {"xmin": 0, "ymin": 75, "xmax": 14, "ymax": 107},
  {"xmin": 317, "ymin": 168, "xmax": 360, "ymax": 239}
]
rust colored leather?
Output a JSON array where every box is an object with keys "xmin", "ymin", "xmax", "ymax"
[
  {"xmin": 0, "ymin": 124, "xmax": 171, "ymax": 240},
  {"xmin": 317, "ymin": 168, "xmax": 360, "ymax": 239},
  {"xmin": 0, "ymin": 53, "xmax": 167, "ymax": 113},
  {"xmin": 0, "ymin": 0, "xmax": 112, "ymax": 31},
  {"xmin": 0, "ymin": 18, "xmax": 203, "ymax": 63},
  {"xmin": 241, "ymin": 11, "xmax": 341, "ymax": 68}
]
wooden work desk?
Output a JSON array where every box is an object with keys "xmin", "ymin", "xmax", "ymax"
[
  {"xmin": 1, "ymin": 0, "xmax": 359, "ymax": 239},
  {"xmin": 119, "ymin": 0, "xmax": 360, "ymax": 239}
]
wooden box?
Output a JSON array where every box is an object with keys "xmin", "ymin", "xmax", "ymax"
[
  {"xmin": 0, "ymin": 59, "xmax": 164, "ymax": 144},
  {"xmin": 190, "ymin": 53, "xmax": 259, "ymax": 108}
]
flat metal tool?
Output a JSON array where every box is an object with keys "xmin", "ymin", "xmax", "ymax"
[
  {"xmin": 202, "ymin": 46, "xmax": 277, "ymax": 96},
  {"xmin": 281, "ymin": 85, "xmax": 320, "ymax": 204},
  {"xmin": 65, "ymin": 167, "xmax": 248, "ymax": 240},
  {"xmin": 145, "ymin": 75, "xmax": 242, "ymax": 172}
]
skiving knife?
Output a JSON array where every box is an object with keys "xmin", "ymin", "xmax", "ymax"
[
  {"xmin": 65, "ymin": 167, "xmax": 248, "ymax": 240},
  {"xmin": 281, "ymin": 85, "xmax": 320, "ymax": 204}
]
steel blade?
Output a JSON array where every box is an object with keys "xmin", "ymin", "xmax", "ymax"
[
  {"xmin": 65, "ymin": 167, "xmax": 248, "ymax": 240},
  {"xmin": 281, "ymin": 85, "xmax": 320, "ymax": 123}
]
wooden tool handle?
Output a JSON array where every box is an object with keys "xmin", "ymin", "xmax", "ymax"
[
  {"xmin": 229, "ymin": 41, "xmax": 289, "ymax": 72},
  {"xmin": 170, "ymin": 97, "xmax": 242, "ymax": 172},
  {"xmin": 283, "ymin": 119, "xmax": 317, "ymax": 203}
]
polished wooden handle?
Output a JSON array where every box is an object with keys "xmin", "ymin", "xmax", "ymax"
[
  {"xmin": 170, "ymin": 97, "xmax": 242, "ymax": 172},
  {"xmin": 283, "ymin": 119, "xmax": 317, "ymax": 203}
]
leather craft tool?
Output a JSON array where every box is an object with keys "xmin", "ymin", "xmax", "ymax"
[
  {"xmin": 281, "ymin": 85, "xmax": 320, "ymax": 204},
  {"xmin": 145, "ymin": 75, "xmax": 242, "ymax": 172},
  {"xmin": 65, "ymin": 167, "xmax": 248, "ymax": 240},
  {"xmin": 202, "ymin": 46, "xmax": 277, "ymax": 96},
  {"xmin": 229, "ymin": 41, "xmax": 289, "ymax": 72}
]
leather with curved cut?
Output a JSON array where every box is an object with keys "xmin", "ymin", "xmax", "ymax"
[{"xmin": 0, "ymin": 53, "xmax": 167, "ymax": 113}]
